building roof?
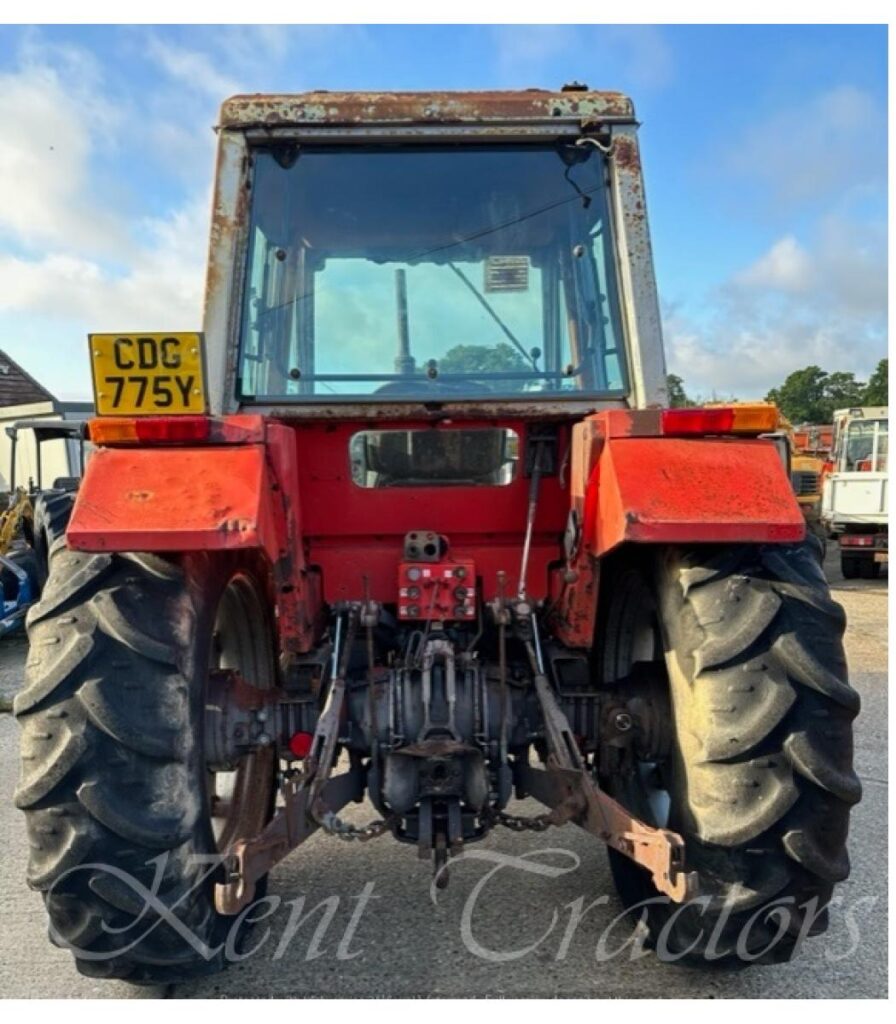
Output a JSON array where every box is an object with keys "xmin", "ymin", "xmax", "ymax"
[{"xmin": 0, "ymin": 349, "xmax": 57, "ymax": 409}]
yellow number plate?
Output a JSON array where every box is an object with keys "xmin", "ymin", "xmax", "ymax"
[{"xmin": 89, "ymin": 333, "xmax": 207, "ymax": 416}]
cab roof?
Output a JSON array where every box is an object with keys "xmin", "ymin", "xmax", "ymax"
[{"xmin": 218, "ymin": 88, "xmax": 636, "ymax": 131}]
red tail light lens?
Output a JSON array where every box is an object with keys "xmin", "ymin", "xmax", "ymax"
[
  {"xmin": 661, "ymin": 404, "xmax": 779, "ymax": 436},
  {"xmin": 90, "ymin": 416, "xmax": 210, "ymax": 444},
  {"xmin": 840, "ymin": 535, "xmax": 874, "ymax": 547},
  {"xmin": 661, "ymin": 408, "xmax": 735, "ymax": 435},
  {"xmin": 135, "ymin": 416, "xmax": 210, "ymax": 443}
]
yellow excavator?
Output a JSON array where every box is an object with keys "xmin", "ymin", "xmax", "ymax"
[{"xmin": 0, "ymin": 487, "xmax": 33, "ymax": 555}]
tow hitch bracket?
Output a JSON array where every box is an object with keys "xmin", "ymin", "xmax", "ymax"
[
  {"xmin": 215, "ymin": 769, "xmax": 364, "ymax": 914},
  {"xmin": 216, "ymin": 606, "xmax": 392, "ymax": 914},
  {"xmin": 515, "ymin": 762, "xmax": 697, "ymax": 902},
  {"xmin": 521, "ymin": 612, "xmax": 697, "ymax": 903}
]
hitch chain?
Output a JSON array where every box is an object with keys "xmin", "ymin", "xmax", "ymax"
[
  {"xmin": 315, "ymin": 808, "xmax": 394, "ymax": 842},
  {"xmin": 491, "ymin": 796, "xmax": 579, "ymax": 834},
  {"xmin": 494, "ymin": 810, "xmax": 554, "ymax": 833}
]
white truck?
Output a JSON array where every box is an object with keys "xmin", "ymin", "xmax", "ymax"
[{"xmin": 822, "ymin": 406, "xmax": 888, "ymax": 578}]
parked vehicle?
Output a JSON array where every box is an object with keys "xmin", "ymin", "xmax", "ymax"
[
  {"xmin": 15, "ymin": 87, "xmax": 860, "ymax": 981},
  {"xmin": 788, "ymin": 421, "xmax": 833, "ymax": 552},
  {"xmin": 0, "ymin": 420, "xmax": 86, "ymax": 633},
  {"xmin": 0, "ymin": 487, "xmax": 38, "ymax": 637},
  {"xmin": 822, "ymin": 406, "xmax": 888, "ymax": 578}
]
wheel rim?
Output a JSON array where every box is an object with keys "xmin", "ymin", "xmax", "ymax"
[
  {"xmin": 206, "ymin": 574, "xmax": 276, "ymax": 853},
  {"xmin": 603, "ymin": 570, "xmax": 673, "ymax": 830}
]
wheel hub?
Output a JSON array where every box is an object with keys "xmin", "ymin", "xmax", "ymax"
[{"xmin": 204, "ymin": 668, "xmax": 274, "ymax": 772}]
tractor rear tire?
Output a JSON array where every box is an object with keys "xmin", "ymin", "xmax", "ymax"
[
  {"xmin": 14, "ymin": 543, "xmax": 277, "ymax": 983},
  {"xmin": 31, "ymin": 490, "xmax": 76, "ymax": 587},
  {"xmin": 599, "ymin": 539, "xmax": 860, "ymax": 964}
]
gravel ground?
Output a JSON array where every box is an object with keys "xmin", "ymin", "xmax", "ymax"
[{"xmin": 0, "ymin": 547, "xmax": 887, "ymax": 999}]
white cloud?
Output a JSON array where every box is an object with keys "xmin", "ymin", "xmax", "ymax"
[
  {"xmin": 143, "ymin": 117, "xmax": 218, "ymax": 186},
  {"xmin": 735, "ymin": 235, "xmax": 812, "ymax": 293},
  {"xmin": 681, "ymin": 82, "xmax": 887, "ymax": 399},
  {"xmin": 0, "ymin": 25, "xmax": 374, "ymax": 401},
  {"xmin": 492, "ymin": 25, "xmax": 577, "ymax": 76},
  {"xmin": 722, "ymin": 85, "xmax": 885, "ymax": 209},
  {"xmin": 0, "ymin": 36, "xmax": 211, "ymax": 398},
  {"xmin": 144, "ymin": 35, "xmax": 243, "ymax": 101},
  {"xmin": 0, "ymin": 197, "xmax": 209, "ymax": 399},
  {"xmin": 809, "ymin": 216, "xmax": 887, "ymax": 316},
  {"xmin": 0, "ymin": 197, "xmax": 208, "ymax": 328},
  {"xmin": 731, "ymin": 217, "xmax": 886, "ymax": 314},
  {"xmin": 664, "ymin": 217, "xmax": 887, "ymax": 399},
  {"xmin": 664, "ymin": 312, "xmax": 879, "ymax": 402},
  {"xmin": 0, "ymin": 62, "xmax": 126, "ymax": 255},
  {"xmin": 209, "ymin": 25, "xmax": 366, "ymax": 76}
]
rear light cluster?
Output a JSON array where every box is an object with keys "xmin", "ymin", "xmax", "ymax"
[
  {"xmin": 840, "ymin": 535, "xmax": 875, "ymax": 547},
  {"xmin": 89, "ymin": 416, "xmax": 210, "ymax": 444},
  {"xmin": 661, "ymin": 404, "xmax": 779, "ymax": 436}
]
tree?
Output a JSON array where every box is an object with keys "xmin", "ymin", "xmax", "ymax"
[
  {"xmin": 766, "ymin": 366, "xmax": 828, "ymax": 423},
  {"xmin": 439, "ymin": 343, "xmax": 529, "ymax": 391},
  {"xmin": 766, "ymin": 365, "xmax": 868, "ymax": 424},
  {"xmin": 666, "ymin": 373, "xmax": 695, "ymax": 408},
  {"xmin": 824, "ymin": 371, "xmax": 865, "ymax": 410},
  {"xmin": 863, "ymin": 358, "xmax": 888, "ymax": 406}
]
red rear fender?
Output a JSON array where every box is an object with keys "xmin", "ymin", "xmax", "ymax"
[{"xmin": 586, "ymin": 436, "xmax": 805, "ymax": 556}]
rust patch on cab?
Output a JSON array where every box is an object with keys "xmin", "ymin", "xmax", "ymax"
[
  {"xmin": 218, "ymin": 89, "xmax": 635, "ymax": 130},
  {"xmin": 613, "ymin": 135, "xmax": 641, "ymax": 174}
]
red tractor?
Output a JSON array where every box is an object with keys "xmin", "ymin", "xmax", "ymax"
[{"xmin": 16, "ymin": 87, "xmax": 859, "ymax": 982}]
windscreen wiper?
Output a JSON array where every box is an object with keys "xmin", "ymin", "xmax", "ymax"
[{"xmin": 446, "ymin": 263, "xmax": 538, "ymax": 370}]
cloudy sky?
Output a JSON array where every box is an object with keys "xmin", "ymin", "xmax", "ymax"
[{"xmin": 0, "ymin": 23, "xmax": 887, "ymax": 401}]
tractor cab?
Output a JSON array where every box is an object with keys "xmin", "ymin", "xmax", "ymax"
[{"xmin": 203, "ymin": 89, "xmax": 666, "ymax": 417}]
